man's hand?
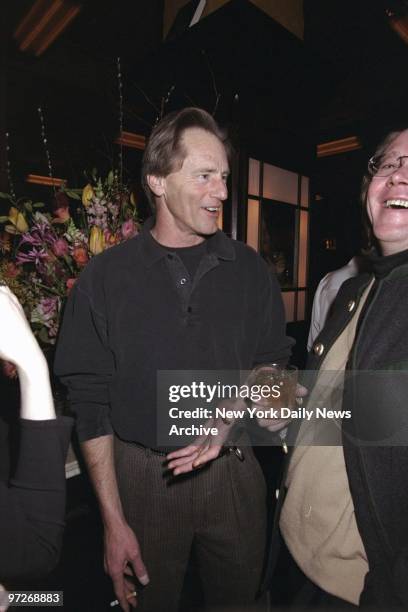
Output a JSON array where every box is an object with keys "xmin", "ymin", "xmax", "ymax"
[
  {"xmin": 166, "ymin": 399, "xmax": 244, "ymax": 475},
  {"xmin": 81, "ymin": 436, "xmax": 146, "ymax": 610},
  {"xmin": 166, "ymin": 420, "xmax": 224, "ymax": 475},
  {"xmin": 104, "ymin": 520, "xmax": 149, "ymax": 611}
]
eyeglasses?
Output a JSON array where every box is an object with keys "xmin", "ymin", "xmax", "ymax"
[{"xmin": 368, "ymin": 155, "xmax": 408, "ymax": 177}]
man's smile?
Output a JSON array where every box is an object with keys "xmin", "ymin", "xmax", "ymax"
[{"xmin": 202, "ymin": 206, "xmax": 221, "ymax": 214}]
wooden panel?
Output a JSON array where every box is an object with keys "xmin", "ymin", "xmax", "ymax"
[
  {"xmin": 247, "ymin": 199, "xmax": 260, "ymax": 251},
  {"xmin": 300, "ymin": 175, "xmax": 309, "ymax": 207},
  {"xmin": 263, "ymin": 163, "xmax": 298, "ymax": 204},
  {"xmin": 298, "ymin": 210, "xmax": 308, "ymax": 287},
  {"xmin": 248, "ymin": 158, "xmax": 260, "ymax": 196},
  {"xmin": 282, "ymin": 291, "xmax": 295, "ymax": 323}
]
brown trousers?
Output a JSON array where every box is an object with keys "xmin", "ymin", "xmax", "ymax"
[{"xmin": 114, "ymin": 436, "xmax": 267, "ymax": 612}]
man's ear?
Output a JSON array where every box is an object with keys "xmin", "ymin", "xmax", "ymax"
[{"xmin": 147, "ymin": 175, "xmax": 165, "ymax": 197}]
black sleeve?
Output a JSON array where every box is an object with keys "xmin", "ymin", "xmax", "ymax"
[
  {"xmin": 54, "ymin": 273, "xmax": 115, "ymax": 442},
  {"xmin": 0, "ymin": 416, "xmax": 72, "ymax": 581},
  {"xmin": 243, "ymin": 259, "xmax": 294, "ymax": 445}
]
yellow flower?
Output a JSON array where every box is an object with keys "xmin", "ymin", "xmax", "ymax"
[
  {"xmin": 89, "ymin": 226, "xmax": 105, "ymax": 255},
  {"xmin": 82, "ymin": 183, "xmax": 94, "ymax": 207},
  {"xmin": 7, "ymin": 207, "xmax": 28, "ymax": 233}
]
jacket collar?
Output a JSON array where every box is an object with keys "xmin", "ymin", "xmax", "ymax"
[
  {"xmin": 369, "ymin": 248, "xmax": 408, "ymax": 279},
  {"xmin": 140, "ymin": 216, "xmax": 235, "ymax": 268}
]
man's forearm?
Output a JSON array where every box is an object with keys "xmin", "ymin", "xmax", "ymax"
[{"xmin": 81, "ymin": 434, "xmax": 125, "ymax": 528}]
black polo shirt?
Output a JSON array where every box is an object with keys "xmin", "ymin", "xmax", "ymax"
[{"xmin": 55, "ymin": 219, "xmax": 293, "ymax": 447}]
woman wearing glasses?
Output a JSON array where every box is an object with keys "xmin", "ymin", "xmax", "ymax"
[
  {"xmin": 263, "ymin": 129, "xmax": 408, "ymax": 610},
  {"xmin": 0, "ymin": 284, "xmax": 72, "ymax": 598}
]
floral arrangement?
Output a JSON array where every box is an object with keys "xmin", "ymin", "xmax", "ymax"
[{"xmin": 0, "ymin": 170, "xmax": 140, "ymax": 376}]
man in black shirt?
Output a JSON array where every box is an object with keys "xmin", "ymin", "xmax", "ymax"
[{"xmin": 55, "ymin": 108, "xmax": 292, "ymax": 611}]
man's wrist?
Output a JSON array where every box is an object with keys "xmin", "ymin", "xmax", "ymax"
[{"xmin": 103, "ymin": 510, "xmax": 127, "ymax": 531}]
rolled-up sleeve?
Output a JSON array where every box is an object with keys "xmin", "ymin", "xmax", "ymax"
[{"xmin": 54, "ymin": 273, "xmax": 115, "ymax": 442}]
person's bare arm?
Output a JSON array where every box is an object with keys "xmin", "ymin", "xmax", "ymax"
[
  {"xmin": 0, "ymin": 285, "xmax": 55, "ymax": 421},
  {"xmin": 82, "ymin": 435, "xmax": 149, "ymax": 611}
]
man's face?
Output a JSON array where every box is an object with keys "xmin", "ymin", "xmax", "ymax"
[
  {"xmin": 367, "ymin": 129, "xmax": 408, "ymax": 255},
  {"xmin": 154, "ymin": 127, "xmax": 229, "ymax": 246}
]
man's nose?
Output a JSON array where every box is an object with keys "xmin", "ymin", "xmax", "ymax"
[{"xmin": 211, "ymin": 177, "xmax": 228, "ymax": 200}]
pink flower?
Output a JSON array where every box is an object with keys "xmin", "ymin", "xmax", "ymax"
[
  {"xmin": 2, "ymin": 360, "xmax": 17, "ymax": 379},
  {"xmin": 52, "ymin": 192, "xmax": 70, "ymax": 222},
  {"xmin": 3, "ymin": 262, "xmax": 20, "ymax": 278},
  {"xmin": 39, "ymin": 297, "xmax": 58, "ymax": 320},
  {"xmin": 52, "ymin": 238, "xmax": 69, "ymax": 257},
  {"xmin": 121, "ymin": 219, "xmax": 138, "ymax": 240},
  {"xmin": 103, "ymin": 229, "xmax": 120, "ymax": 247},
  {"xmin": 72, "ymin": 246, "xmax": 89, "ymax": 267},
  {"xmin": 66, "ymin": 278, "xmax": 76, "ymax": 293},
  {"xmin": 53, "ymin": 208, "xmax": 70, "ymax": 223},
  {"xmin": 31, "ymin": 297, "xmax": 59, "ymax": 340},
  {"xmin": 16, "ymin": 246, "xmax": 48, "ymax": 266}
]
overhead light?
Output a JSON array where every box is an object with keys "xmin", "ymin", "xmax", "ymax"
[
  {"xmin": 26, "ymin": 174, "xmax": 66, "ymax": 187},
  {"xmin": 14, "ymin": 0, "xmax": 81, "ymax": 57},
  {"xmin": 115, "ymin": 131, "xmax": 146, "ymax": 150},
  {"xmin": 317, "ymin": 136, "xmax": 362, "ymax": 158}
]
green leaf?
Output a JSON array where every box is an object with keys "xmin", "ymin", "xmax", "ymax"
[
  {"xmin": 0, "ymin": 216, "xmax": 9, "ymax": 222},
  {"xmin": 107, "ymin": 170, "xmax": 114, "ymax": 186},
  {"xmin": 38, "ymin": 327, "xmax": 51, "ymax": 344},
  {"xmin": 24, "ymin": 201, "xmax": 33, "ymax": 213},
  {"xmin": 65, "ymin": 190, "xmax": 81, "ymax": 200},
  {"xmin": 0, "ymin": 192, "xmax": 12, "ymax": 200},
  {"xmin": 33, "ymin": 202, "xmax": 45, "ymax": 208}
]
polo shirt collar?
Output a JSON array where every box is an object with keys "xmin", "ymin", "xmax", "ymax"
[{"xmin": 140, "ymin": 216, "xmax": 235, "ymax": 267}]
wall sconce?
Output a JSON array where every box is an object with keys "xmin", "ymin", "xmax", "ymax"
[
  {"xmin": 115, "ymin": 132, "xmax": 146, "ymax": 150},
  {"xmin": 26, "ymin": 174, "xmax": 66, "ymax": 187},
  {"xmin": 317, "ymin": 136, "xmax": 362, "ymax": 158},
  {"xmin": 14, "ymin": 0, "xmax": 81, "ymax": 57}
]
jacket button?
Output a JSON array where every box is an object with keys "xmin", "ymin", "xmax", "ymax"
[
  {"xmin": 347, "ymin": 300, "xmax": 356, "ymax": 312},
  {"xmin": 313, "ymin": 342, "xmax": 324, "ymax": 356}
]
